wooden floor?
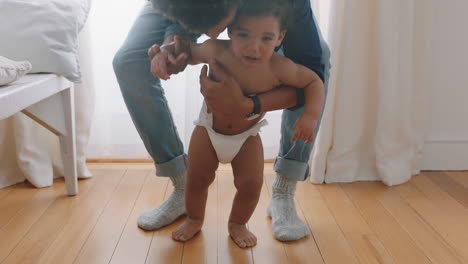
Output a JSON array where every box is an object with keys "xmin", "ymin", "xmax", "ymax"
[{"xmin": 1, "ymin": 163, "xmax": 468, "ymax": 264}]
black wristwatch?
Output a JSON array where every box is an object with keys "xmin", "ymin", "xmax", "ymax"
[{"xmin": 245, "ymin": 95, "xmax": 261, "ymax": 120}]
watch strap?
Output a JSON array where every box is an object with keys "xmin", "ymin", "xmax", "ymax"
[{"xmin": 244, "ymin": 95, "xmax": 261, "ymax": 120}]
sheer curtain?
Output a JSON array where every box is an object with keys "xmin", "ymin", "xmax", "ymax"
[
  {"xmin": 310, "ymin": 0, "xmax": 428, "ymax": 185},
  {"xmin": 86, "ymin": 1, "xmax": 284, "ymax": 159}
]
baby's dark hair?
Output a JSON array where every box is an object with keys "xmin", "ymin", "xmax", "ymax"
[
  {"xmin": 151, "ymin": 0, "xmax": 237, "ymax": 33},
  {"xmin": 233, "ymin": 0, "xmax": 293, "ymax": 31}
]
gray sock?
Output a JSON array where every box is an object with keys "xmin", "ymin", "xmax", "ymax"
[
  {"xmin": 137, "ymin": 171, "xmax": 186, "ymax": 230},
  {"xmin": 267, "ymin": 173, "xmax": 309, "ymax": 241}
]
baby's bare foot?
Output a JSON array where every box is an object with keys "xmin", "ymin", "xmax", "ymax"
[
  {"xmin": 228, "ymin": 222, "xmax": 257, "ymax": 248},
  {"xmin": 172, "ymin": 218, "xmax": 203, "ymax": 242}
]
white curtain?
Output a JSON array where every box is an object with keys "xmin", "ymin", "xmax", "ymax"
[{"xmin": 310, "ymin": 0, "xmax": 429, "ymax": 186}]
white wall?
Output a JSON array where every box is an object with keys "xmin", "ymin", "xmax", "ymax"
[{"xmin": 416, "ymin": 0, "xmax": 468, "ymax": 170}]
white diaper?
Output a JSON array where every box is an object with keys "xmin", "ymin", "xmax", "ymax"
[{"xmin": 194, "ymin": 102, "xmax": 267, "ymax": 164}]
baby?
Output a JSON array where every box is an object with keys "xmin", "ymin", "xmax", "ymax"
[{"xmin": 170, "ymin": 0, "xmax": 324, "ymax": 248}]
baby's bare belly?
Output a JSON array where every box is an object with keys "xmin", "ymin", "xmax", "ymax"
[{"xmin": 211, "ymin": 114, "xmax": 262, "ymax": 135}]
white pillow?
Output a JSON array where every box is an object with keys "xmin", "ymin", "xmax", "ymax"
[
  {"xmin": 0, "ymin": 56, "xmax": 32, "ymax": 86},
  {"xmin": 0, "ymin": 0, "xmax": 91, "ymax": 83}
]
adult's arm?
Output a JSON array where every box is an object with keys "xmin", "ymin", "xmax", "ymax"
[
  {"xmin": 148, "ymin": 16, "xmax": 200, "ymax": 79},
  {"xmin": 200, "ymin": 60, "xmax": 300, "ymax": 119},
  {"xmin": 282, "ymin": 0, "xmax": 327, "ymax": 82}
]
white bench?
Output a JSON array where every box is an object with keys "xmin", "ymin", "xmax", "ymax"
[{"xmin": 0, "ymin": 74, "xmax": 77, "ymax": 195}]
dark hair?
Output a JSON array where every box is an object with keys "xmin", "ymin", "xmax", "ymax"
[
  {"xmin": 233, "ymin": 0, "xmax": 293, "ymax": 31},
  {"xmin": 151, "ymin": 0, "xmax": 238, "ymax": 33}
]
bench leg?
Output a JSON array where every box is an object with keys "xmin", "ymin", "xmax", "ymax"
[
  {"xmin": 60, "ymin": 87, "xmax": 78, "ymax": 195},
  {"xmin": 22, "ymin": 86, "xmax": 78, "ymax": 195}
]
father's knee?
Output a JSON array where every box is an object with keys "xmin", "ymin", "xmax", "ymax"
[
  {"xmin": 113, "ymin": 48, "xmax": 161, "ymax": 94},
  {"xmin": 112, "ymin": 48, "xmax": 127, "ymax": 78}
]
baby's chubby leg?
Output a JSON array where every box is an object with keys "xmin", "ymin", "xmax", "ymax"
[
  {"xmin": 229, "ymin": 135, "xmax": 264, "ymax": 248},
  {"xmin": 172, "ymin": 126, "xmax": 219, "ymax": 242}
]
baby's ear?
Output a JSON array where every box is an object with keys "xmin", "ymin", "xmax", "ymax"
[{"xmin": 276, "ymin": 30, "xmax": 287, "ymax": 46}]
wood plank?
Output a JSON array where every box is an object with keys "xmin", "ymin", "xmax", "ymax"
[
  {"xmin": 145, "ymin": 183, "xmax": 185, "ymax": 264},
  {"xmin": 250, "ymin": 172, "xmax": 288, "ymax": 264},
  {"xmin": 317, "ymin": 183, "xmax": 394, "ymax": 264},
  {"xmin": 36, "ymin": 169, "xmax": 127, "ymax": 264},
  {"xmin": 72, "ymin": 169, "xmax": 148, "ymax": 264},
  {"xmin": 181, "ymin": 176, "xmax": 218, "ymax": 264},
  {"xmin": 87, "ymin": 162, "xmax": 154, "ymax": 170},
  {"xmin": 396, "ymin": 181, "xmax": 468, "ymax": 262},
  {"xmin": 0, "ymin": 183, "xmax": 16, "ymax": 199},
  {"xmin": 341, "ymin": 182, "xmax": 430, "ymax": 264},
  {"xmin": 0, "ymin": 181, "xmax": 63, "ymax": 262},
  {"xmin": 368, "ymin": 182, "xmax": 463, "ymax": 264},
  {"xmin": 109, "ymin": 170, "xmax": 169, "ymax": 264},
  {"xmin": 402, "ymin": 174, "xmax": 468, "ymax": 261},
  {"xmin": 447, "ymin": 171, "xmax": 468, "ymax": 190},
  {"xmin": 1, "ymin": 178, "xmax": 95, "ymax": 264},
  {"xmin": 87, "ymin": 158, "xmax": 153, "ymax": 163},
  {"xmin": 0, "ymin": 182, "xmax": 39, "ymax": 229},
  {"xmin": 216, "ymin": 168, "xmax": 254, "ymax": 264},
  {"xmin": 263, "ymin": 169, "xmax": 324, "ymax": 264},
  {"xmin": 425, "ymin": 171, "xmax": 468, "ymax": 209},
  {"xmin": 295, "ymin": 181, "xmax": 359, "ymax": 264}
]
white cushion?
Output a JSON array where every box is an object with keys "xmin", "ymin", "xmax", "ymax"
[
  {"xmin": 0, "ymin": 56, "xmax": 32, "ymax": 86},
  {"xmin": 0, "ymin": 0, "xmax": 91, "ymax": 83}
]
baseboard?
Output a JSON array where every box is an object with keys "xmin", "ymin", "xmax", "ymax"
[
  {"xmin": 422, "ymin": 139, "xmax": 468, "ymax": 170},
  {"xmin": 87, "ymin": 158, "xmax": 153, "ymax": 163},
  {"xmin": 87, "ymin": 158, "xmax": 276, "ymax": 163}
]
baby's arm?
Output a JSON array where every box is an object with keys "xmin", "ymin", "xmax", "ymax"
[
  {"xmin": 273, "ymin": 55, "xmax": 325, "ymax": 144},
  {"xmin": 188, "ymin": 39, "xmax": 219, "ymax": 65}
]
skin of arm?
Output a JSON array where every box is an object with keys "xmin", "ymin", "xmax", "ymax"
[
  {"xmin": 200, "ymin": 62, "xmax": 299, "ymax": 119},
  {"xmin": 273, "ymin": 55, "xmax": 324, "ymax": 143},
  {"xmin": 192, "ymin": 40, "xmax": 299, "ymax": 119},
  {"xmin": 188, "ymin": 39, "xmax": 218, "ymax": 65},
  {"xmin": 273, "ymin": 55, "xmax": 324, "ymax": 120},
  {"xmin": 240, "ymin": 83, "xmax": 298, "ymax": 118},
  {"xmin": 149, "ymin": 35, "xmax": 192, "ymax": 80}
]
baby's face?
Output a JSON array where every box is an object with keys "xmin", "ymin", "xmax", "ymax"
[{"xmin": 228, "ymin": 15, "xmax": 286, "ymax": 66}]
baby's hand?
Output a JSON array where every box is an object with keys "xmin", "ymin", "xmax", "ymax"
[{"xmin": 292, "ymin": 114, "xmax": 318, "ymax": 144}]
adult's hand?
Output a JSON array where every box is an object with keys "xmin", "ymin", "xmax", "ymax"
[
  {"xmin": 148, "ymin": 35, "xmax": 191, "ymax": 80},
  {"xmin": 199, "ymin": 60, "xmax": 252, "ymax": 119}
]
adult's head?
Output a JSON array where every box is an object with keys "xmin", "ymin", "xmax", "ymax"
[
  {"xmin": 151, "ymin": 0, "xmax": 239, "ymax": 38},
  {"xmin": 232, "ymin": 0, "xmax": 293, "ymax": 31}
]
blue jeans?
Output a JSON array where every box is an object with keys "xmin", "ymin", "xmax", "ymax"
[{"xmin": 113, "ymin": 3, "xmax": 330, "ymax": 181}]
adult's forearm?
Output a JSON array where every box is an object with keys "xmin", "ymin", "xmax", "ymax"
[
  {"xmin": 234, "ymin": 86, "xmax": 298, "ymax": 120},
  {"xmin": 258, "ymin": 85, "xmax": 298, "ymax": 113}
]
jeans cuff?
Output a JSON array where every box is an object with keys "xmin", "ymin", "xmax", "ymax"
[
  {"xmin": 154, "ymin": 153, "xmax": 187, "ymax": 177},
  {"xmin": 274, "ymin": 156, "xmax": 309, "ymax": 181}
]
